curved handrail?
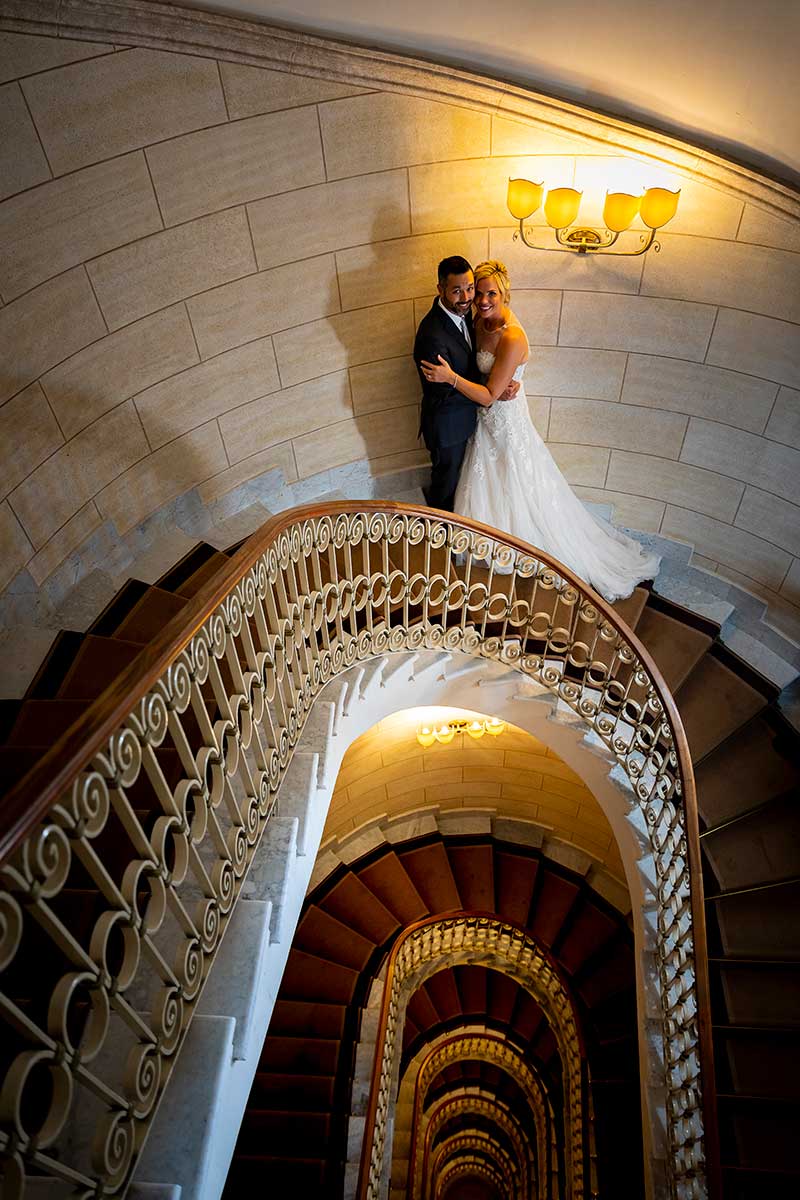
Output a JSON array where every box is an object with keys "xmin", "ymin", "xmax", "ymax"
[
  {"xmin": 0, "ymin": 502, "xmax": 716, "ymax": 1199},
  {"xmin": 0, "ymin": 500, "xmax": 688, "ymax": 859}
]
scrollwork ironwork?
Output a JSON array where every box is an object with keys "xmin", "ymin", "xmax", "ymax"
[{"xmin": 0, "ymin": 507, "xmax": 706, "ymax": 1199}]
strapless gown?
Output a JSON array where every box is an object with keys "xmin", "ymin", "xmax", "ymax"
[{"xmin": 453, "ymin": 349, "xmax": 661, "ymax": 602}]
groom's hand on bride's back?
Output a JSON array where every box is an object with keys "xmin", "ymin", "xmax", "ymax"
[{"xmin": 498, "ymin": 379, "xmax": 520, "ymax": 402}]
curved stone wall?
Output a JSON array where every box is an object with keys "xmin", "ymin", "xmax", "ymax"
[{"xmin": 1, "ymin": 7, "xmax": 799, "ymax": 639}]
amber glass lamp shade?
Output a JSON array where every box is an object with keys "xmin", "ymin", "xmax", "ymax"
[
  {"xmin": 507, "ymin": 178, "xmax": 544, "ymax": 221},
  {"xmin": 416, "ymin": 724, "xmax": 436, "ymax": 748},
  {"xmin": 603, "ymin": 191, "xmax": 641, "ymax": 233},
  {"xmin": 640, "ymin": 187, "xmax": 680, "ymax": 229},
  {"xmin": 543, "ymin": 187, "xmax": 582, "ymax": 230}
]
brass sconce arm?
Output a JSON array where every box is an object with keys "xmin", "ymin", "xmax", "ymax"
[{"xmin": 514, "ymin": 220, "xmax": 659, "ymax": 255}]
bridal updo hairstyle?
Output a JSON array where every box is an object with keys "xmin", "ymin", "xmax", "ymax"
[{"xmin": 474, "ymin": 259, "xmax": 511, "ymax": 304}]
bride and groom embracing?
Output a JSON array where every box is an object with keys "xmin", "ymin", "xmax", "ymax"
[{"xmin": 413, "ymin": 256, "xmax": 660, "ymax": 603}]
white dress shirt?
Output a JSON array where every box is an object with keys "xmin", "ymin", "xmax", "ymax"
[{"xmin": 438, "ymin": 299, "xmax": 471, "ymax": 348}]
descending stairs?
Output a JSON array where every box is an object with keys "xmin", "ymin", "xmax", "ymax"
[
  {"xmin": 1, "ymin": 529, "xmax": 799, "ymax": 1199},
  {"xmin": 0, "ymin": 542, "xmax": 240, "ymax": 794},
  {"xmin": 225, "ymin": 832, "xmax": 641, "ymax": 1198}
]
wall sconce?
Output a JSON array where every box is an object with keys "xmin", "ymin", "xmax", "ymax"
[
  {"xmin": 507, "ymin": 178, "xmax": 680, "ymax": 255},
  {"xmin": 416, "ymin": 717, "xmax": 506, "ymax": 747}
]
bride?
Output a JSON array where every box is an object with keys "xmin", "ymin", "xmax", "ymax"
[{"xmin": 420, "ymin": 259, "xmax": 660, "ymax": 602}]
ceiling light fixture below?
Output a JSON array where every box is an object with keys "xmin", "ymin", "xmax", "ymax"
[{"xmin": 417, "ymin": 717, "xmax": 506, "ymax": 747}]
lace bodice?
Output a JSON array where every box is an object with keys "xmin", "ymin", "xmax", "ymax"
[
  {"xmin": 476, "ymin": 348, "xmax": 526, "ymax": 382},
  {"xmin": 475, "ymin": 349, "xmax": 529, "ymax": 442}
]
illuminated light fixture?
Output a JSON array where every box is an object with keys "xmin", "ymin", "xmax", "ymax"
[
  {"xmin": 416, "ymin": 716, "xmax": 506, "ymax": 746},
  {"xmin": 507, "ymin": 176, "xmax": 680, "ymax": 255}
]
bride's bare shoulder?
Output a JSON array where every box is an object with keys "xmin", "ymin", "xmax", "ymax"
[{"xmin": 499, "ymin": 321, "xmax": 528, "ymax": 351}]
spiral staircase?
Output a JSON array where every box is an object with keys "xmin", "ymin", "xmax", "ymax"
[{"xmin": 1, "ymin": 504, "xmax": 798, "ymax": 1200}]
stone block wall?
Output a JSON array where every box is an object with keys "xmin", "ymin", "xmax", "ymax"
[{"xmin": 0, "ymin": 20, "xmax": 798, "ymax": 636}]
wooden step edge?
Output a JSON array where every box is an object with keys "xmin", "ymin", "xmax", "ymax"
[
  {"xmin": 707, "ymin": 640, "xmax": 782, "ymax": 703},
  {"xmin": 175, "ymin": 551, "xmax": 233, "ymax": 598},
  {"xmin": 284, "ymin": 948, "xmax": 361, "ymax": 974},
  {"xmin": 717, "ymin": 1092, "xmax": 800, "ymax": 1108},
  {"xmin": 712, "ymin": 1023, "xmax": 800, "ymax": 1037},
  {"xmin": 23, "ymin": 629, "xmax": 83, "ymax": 699},
  {"xmin": 645, "ymin": 589, "xmax": 722, "ymax": 639},
  {"xmin": 226, "ymin": 1154, "xmax": 326, "ymax": 1166},
  {"xmin": 55, "ymin": 633, "xmax": 145, "ymax": 700},
  {"xmin": 87, "ymin": 577, "xmax": 149, "ymax": 636},
  {"xmin": 705, "ymin": 874, "xmax": 800, "ymax": 902},
  {"xmin": 699, "ymin": 788, "xmax": 797, "ymax": 839},
  {"xmin": 720, "ymin": 1164, "xmax": 800, "ymax": 1178},
  {"xmin": 252, "ymin": 1069, "xmax": 336, "ymax": 1082},
  {"xmin": 0, "ymin": 699, "xmax": 23, "ymax": 743},
  {"xmin": 694, "ymin": 700, "xmax": 800, "ymax": 770},
  {"xmin": 709, "ymin": 956, "xmax": 800, "ymax": 969},
  {"xmin": 242, "ymin": 1108, "xmax": 333, "ymax": 1121},
  {"xmin": 153, "ymin": 541, "xmax": 215, "ymax": 592}
]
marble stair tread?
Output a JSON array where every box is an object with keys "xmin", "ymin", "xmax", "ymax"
[
  {"xmin": 357, "ymin": 655, "xmax": 388, "ymax": 699},
  {"xmin": 654, "ymin": 574, "xmax": 735, "ymax": 625},
  {"xmin": 300, "ymin": 699, "xmax": 336, "ymax": 789},
  {"xmin": 201, "ymin": 502, "xmax": 274, "ymax": 551},
  {"xmin": 133, "ymin": 1015, "xmax": 236, "ymax": 1200},
  {"xmin": 720, "ymin": 625, "xmax": 798, "ymax": 689},
  {"xmin": 322, "ymin": 674, "xmax": 355, "ymax": 736},
  {"xmin": 409, "ymin": 649, "xmax": 451, "ymax": 682},
  {"xmin": 197, "ymin": 899, "xmax": 274, "ymax": 1061}
]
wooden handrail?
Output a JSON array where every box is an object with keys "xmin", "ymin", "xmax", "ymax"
[{"xmin": 0, "ymin": 500, "xmax": 690, "ymax": 863}]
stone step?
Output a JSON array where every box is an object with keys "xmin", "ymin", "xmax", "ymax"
[{"xmin": 134, "ymin": 1015, "xmax": 236, "ymax": 1200}]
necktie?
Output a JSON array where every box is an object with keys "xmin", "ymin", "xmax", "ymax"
[{"xmin": 460, "ymin": 317, "xmax": 472, "ymax": 349}]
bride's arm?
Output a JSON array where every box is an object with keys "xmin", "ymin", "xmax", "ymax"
[{"xmin": 420, "ymin": 326, "xmax": 527, "ymax": 406}]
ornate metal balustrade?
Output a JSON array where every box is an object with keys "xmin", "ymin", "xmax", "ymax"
[{"xmin": 0, "ymin": 502, "xmax": 713, "ymax": 1199}]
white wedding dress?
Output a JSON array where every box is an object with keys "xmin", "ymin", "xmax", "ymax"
[{"xmin": 453, "ymin": 348, "xmax": 661, "ymax": 602}]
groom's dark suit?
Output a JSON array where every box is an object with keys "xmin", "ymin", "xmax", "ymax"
[{"xmin": 414, "ymin": 300, "xmax": 483, "ymax": 511}]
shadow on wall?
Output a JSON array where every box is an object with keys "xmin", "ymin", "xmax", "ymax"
[{"xmin": 322, "ymin": 201, "xmax": 426, "ymax": 490}]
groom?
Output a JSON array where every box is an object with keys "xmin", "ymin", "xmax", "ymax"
[{"xmin": 414, "ymin": 255, "xmax": 516, "ymax": 510}]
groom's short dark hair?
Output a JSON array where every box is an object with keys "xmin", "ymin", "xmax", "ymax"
[{"xmin": 438, "ymin": 255, "xmax": 472, "ymax": 283}]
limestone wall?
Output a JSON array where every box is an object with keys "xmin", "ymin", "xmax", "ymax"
[{"xmin": 1, "ymin": 19, "xmax": 799, "ymax": 636}]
